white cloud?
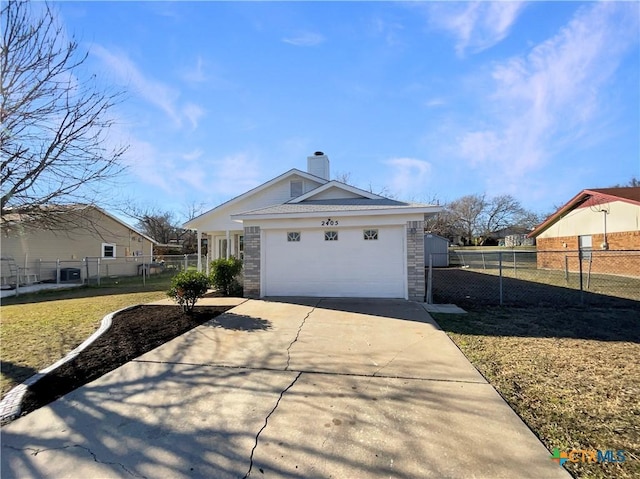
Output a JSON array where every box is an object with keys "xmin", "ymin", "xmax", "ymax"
[
  {"xmin": 282, "ymin": 31, "xmax": 325, "ymax": 47},
  {"xmin": 428, "ymin": 2, "xmax": 526, "ymax": 56},
  {"xmin": 456, "ymin": 2, "xmax": 639, "ymax": 180},
  {"xmin": 90, "ymin": 44, "xmax": 205, "ymax": 129},
  {"xmin": 383, "ymin": 157, "xmax": 432, "ymax": 197},
  {"xmin": 212, "ymin": 153, "xmax": 263, "ymax": 197},
  {"xmin": 182, "ymin": 56, "xmax": 207, "ymax": 84},
  {"xmin": 425, "ymin": 97, "xmax": 446, "ymax": 108},
  {"xmin": 182, "ymin": 149, "xmax": 203, "ymax": 162},
  {"xmin": 183, "ymin": 103, "xmax": 205, "ymax": 129}
]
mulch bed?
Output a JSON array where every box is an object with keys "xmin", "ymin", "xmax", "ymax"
[{"xmin": 20, "ymin": 305, "xmax": 229, "ymax": 418}]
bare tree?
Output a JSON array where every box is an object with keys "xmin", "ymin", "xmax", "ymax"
[
  {"xmin": 125, "ymin": 203, "xmax": 205, "ymax": 254},
  {"xmin": 611, "ymin": 177, "xmax": 639, "ymax": 187},
  {"xmin": 1, "ymin": 0, "xmax": 126, "ymax": 228},
  {"xmin": 132, "ymin": 209, "xmax": 176, "ymax": 245},
  {"xmin": 333, "ymin": 171, "xmax": 353, "ymax": 184},
  {"xmin": 432, "ymin": 193, "xmax": 539, "ymax": 245},
  {"xmin": 447, "ymin": 194, "xmax": 487, "ymax": 245}
]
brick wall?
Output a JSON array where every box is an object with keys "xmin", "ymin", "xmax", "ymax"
[
  {"xmin": 537, "ymin": 231, "xmax": 640, "ymax": 277},
  {"xmin": 243, "ymin": 226, "xmax": 261, "ymax": 298},
  {"xmin": 406, "ymin": 221, "xmax": 425, "ymax": 301}
]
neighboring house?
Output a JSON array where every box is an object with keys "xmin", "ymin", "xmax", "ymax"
[
  {"xmin": 185, "ymin": 152, "xmax": 441, "ymax": 300},
  {"xmin": 1, "ymin": 205, "xmax": 156, "ymax": 284},
  {"xmin": 484, "ymin": 227, "xmax": 535, "ymax": 247},
  {"xmin": 528, "ymin": 187, "xmax": 640, "ymax": 277}
]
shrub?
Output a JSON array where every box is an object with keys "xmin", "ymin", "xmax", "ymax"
[
  {"xmin": 167, "ymin": 270, "xmax": 210, "ymax": 313},
  {"xmin": 210, "ymin": 256, "xmax": 243, "ymax": 296}
]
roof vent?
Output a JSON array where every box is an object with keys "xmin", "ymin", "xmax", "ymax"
[{"xmin": 314, "ymin": 151, "xmax": 324, "ymax": 156}]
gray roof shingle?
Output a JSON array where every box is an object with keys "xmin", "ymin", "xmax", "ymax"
[{"xmin": 233, "ymin": 198, "xmax": 435, "ymax": 217}]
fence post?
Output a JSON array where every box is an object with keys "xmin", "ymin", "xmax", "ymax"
[
  {"xmin": 481, "ymin": 252, "xmax": 486, "ymax": 270},
  {"xmin": 56, "ymin": 259, "xmax": 61, "ymax": 284},
  {"xmin": 84, "ymin": 258, "xmax": 89, "ymax": 285},
  {"xmin": 184, "ymin": 254, "xmax": 188, "ymax": 271},
  {"xmin": 498, "ymin": 252, "xmax": 503, "ymax": 306},
  {"xmin": 578, "ymin": 250, "xmax": 584, "ymax": 305},
  {"xmin": 426, "ymin": 254, "xmax": 433, "ymax": 304},
  {"xmin": 564, "ymin": 255, "xmax": 569, "ymax": 282},
  {"xmin": 142, "ymin": 256, "xmax": 146, "ymax": 286},
  {"xmin": 97, "ymin": 258, "xmax": 101, "ymax": 286},
  {"xmin": 513, "ymin": 251, "xmax": 517, "ymax": 276}
]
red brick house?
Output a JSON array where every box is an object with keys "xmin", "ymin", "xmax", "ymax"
[{"xmin": 528, "ymin": 187, "xmax": 640, "ymax": 277}]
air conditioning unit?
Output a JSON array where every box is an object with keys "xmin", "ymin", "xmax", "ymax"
[{"xmin": 60, "ymin": 268, "xmax": 81, "ymax": 282}]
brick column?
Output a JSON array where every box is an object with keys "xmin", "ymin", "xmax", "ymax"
[
  {"xmin": 243, "ymin": 226, "xmax": 261, "ymax": 298},
  {"xmin": 406, "ymin": 221, "xmax": 425, "ymax": 301}
]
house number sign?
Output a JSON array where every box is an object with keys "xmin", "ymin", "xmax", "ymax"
[{"xmin": 321, "ymin": 218, "xmax": 339, "ymax": 226}]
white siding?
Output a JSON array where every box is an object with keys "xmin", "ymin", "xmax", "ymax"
[
  {"xmin": 538, "ymin": 201, "xmax": 640, "ymax": 238},
  {"xmin": 191, "ymin": 174, "xmax": 325, "ymax": 232},
  {"xmin": 308, "ymin": 186, "xmax": 364, "ymax": 200}
]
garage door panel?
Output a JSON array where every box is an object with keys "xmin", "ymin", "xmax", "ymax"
[{"xmin": 264, "ymin": 227, "xmax": 405, "ymax": 298}]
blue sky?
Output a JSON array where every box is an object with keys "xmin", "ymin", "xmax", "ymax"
[{"xmin": 55, "ymin": 1, "xmax": 639, "ymax": 221}]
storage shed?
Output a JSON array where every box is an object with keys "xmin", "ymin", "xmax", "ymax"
[{"xmin": 424, "ymin": 233, "xmax": 449, "ymax": 267}]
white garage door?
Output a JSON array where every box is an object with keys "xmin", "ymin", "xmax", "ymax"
[{"xmin": 263, "ymin": 226, "xmax": 406, "ymax": 298}]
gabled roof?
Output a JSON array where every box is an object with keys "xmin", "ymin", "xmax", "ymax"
[
  {"xmin": 184, "ymin": 168, "xmax": 328, "ymax": 228},
  {"xmin": 2, "ymin": 204, "xmax": 158, "ymax": 244},
  {"xmin": 97, "ymin": 206, "xmax": 159, "ymax": 244},
  {"xmin": 529, "ymin": 187, "xmax": 640, "ymax": 238},
  {"xmin": 287, "ymin": 180, "xmax": 383, "ymax": 203},
  {"xmin": 232, "ymin": 199, "xmax": 440, "ymax": 220}
]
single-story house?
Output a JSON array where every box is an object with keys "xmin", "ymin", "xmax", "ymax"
[
  {"xmin": 528, "ymin": 187, "xmax": 640, "ymax": 277},
  {"xmin": 184, "ymin": 152, "xmax": 442, "ymax": 300},
  {"xmin": 484, "ymin": 227, "xmax": 535, "ymax": 247},
  {"xmin": 1, "ymin": 205, "xmax": 156, "ymax": 284}
]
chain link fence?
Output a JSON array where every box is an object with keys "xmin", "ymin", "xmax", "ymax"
[
  {"xmin": 33, "ymin": 254, "xmax": 204, "ymax": 287},
  {"xmin": 426, "ymin": 249, "xmax": 640, "ymax": 308}
]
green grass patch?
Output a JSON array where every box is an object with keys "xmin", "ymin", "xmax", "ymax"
[
  {"xmin": 434, "ymin": 307, "xmax": 640, "ymax": 479},
  {"xmin": 1, "ymin": 277, "xmax": 174, "ymax": 398}
]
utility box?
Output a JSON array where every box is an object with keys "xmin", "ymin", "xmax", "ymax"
[
  {"xmin": 424, "ymin": 234, "xmax": 450, "ymax": 267},
  {"xmin": 60, "ymin": 267, "xmax": 81, "ymax": 282}
]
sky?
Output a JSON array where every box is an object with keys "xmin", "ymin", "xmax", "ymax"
[{"xmin": 52, "ymin": 1, "xmax": 640, "ymax": 222}]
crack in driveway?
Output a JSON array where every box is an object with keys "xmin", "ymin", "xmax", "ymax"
[
  {"xmin": 244, "ymin": 371, "xmax": 302, "ymax": 478},
  {"xmin": 285, "ymin": 300, "xmax": 321, "ymax": 371},
  {"xmin": 3, "ymin": 444, "xmax": 147, "ymax": 478},
  {"xmin": 371, "ymin": 337, "xmax": 426, "ymax": 377}
]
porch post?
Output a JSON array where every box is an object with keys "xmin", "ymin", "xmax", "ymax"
[
  {"xmin": 197, "ymin": 230, "xmax": 202, "ymax": 271},
  {"xmin": 226, "ymin": 230, "xmax": 230, "ymax": 258}
]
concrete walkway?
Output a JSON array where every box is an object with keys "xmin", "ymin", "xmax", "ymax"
[{"xmin": 1, "ymin": 298, "xmax": 570, "ymax": 478}]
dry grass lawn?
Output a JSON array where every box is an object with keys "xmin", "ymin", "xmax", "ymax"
[
  {"xmin": 1, "ymin": 283, "xmax": 171, "ymax": 398},
  {"xmin": 434, "ymin": 306, "xmax": 640, "ymax": 479}
]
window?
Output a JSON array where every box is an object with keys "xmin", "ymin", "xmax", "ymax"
[
  {"xmin": 579, "ymin": 235, "xmax": 593, "ymax": 260},
  {"xmin": 363, "ymin": 229, "xmax": 378, "ymax": 240},
  {"xmin": 102, "ymin": 243, "xmax": 116, "ymax": 258},
  {"xmin": 290, "ymin": 180, "xmax": 303, "ymax": 198},
  {"xmin": 287, "ymin": 232, "xmax": 301, "ymax": 242},
  {"xmin": 218, "ymin": 238, "xmax": 228, "ymax": 259},
  {"xmin": 324, "ymin": 231, "xmax": 338, "ymax": 241}
]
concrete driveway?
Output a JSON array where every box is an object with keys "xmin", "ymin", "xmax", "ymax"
[{"xmin": 1, "ymin": 298, "xmax": 570, "ymax": 478}]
